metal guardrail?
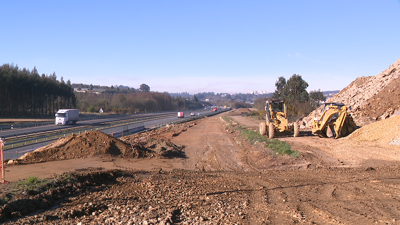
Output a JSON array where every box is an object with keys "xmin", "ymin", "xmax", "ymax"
[
  {"xmin": 108, "ymin": 125, "xmax": 145, "ymax": 138},
  {"xmin": 0, "ymin": 112, "xmax": 165, "ymax": 132},
  {"xmin": 0, "ymin": 113, "xmax": 134, "ymax": 130},
  {"xmin": 147, "ymin": 109, "xmax": 229, "ymax": 130},
  {"xmin": 0, "ymin": 121, "xmax": 54, "ymax": 131},
  {"xmin": 1, "ymin": 113, "xmax": 175, "ymax": 141}
]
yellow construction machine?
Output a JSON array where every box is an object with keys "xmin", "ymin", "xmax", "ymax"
[
  {"xmin": 259, "ymin": 100, "xmax": 299, "ymax": 138},
  {"xmin": 312, "ymin": 103, "xmax": 357, "ymax": 138}
]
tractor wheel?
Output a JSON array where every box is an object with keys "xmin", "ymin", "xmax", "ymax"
[
  {"xmin": 293, "ymin": 121, "xmax": 300, "ymax": 137},
  {"xmin": 259, "ymin": 122, "xmax": 266, "ymax": 135},
  {"xmin": 268, "ymin": 123, "xmax": 275, "ymax": 139}
]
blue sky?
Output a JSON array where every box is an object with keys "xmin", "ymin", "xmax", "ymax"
[{"xmin": 1, "ymin": 1, "xmax": 399, "ymax": 94}]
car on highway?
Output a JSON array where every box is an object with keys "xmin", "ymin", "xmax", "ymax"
[{"xmin": 190, "ymin": 112, "xmax": 195, "ymax": 116}]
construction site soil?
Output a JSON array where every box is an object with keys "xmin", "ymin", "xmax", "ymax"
[{"xmin": 1, "ymin": 111, "xmax": 400, "ymax": 224}]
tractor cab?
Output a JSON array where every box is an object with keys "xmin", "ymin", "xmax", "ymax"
[
  {"xmin": 265, "ymin": 100, "xmax": 287, "ymax": 122},
  {"xmin": 319, "ymin": 103, "xmax": 344, "ymax": 121}
]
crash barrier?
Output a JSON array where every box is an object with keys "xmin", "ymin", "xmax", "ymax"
[
  {"xmin": 110, "ymin": 125, "xmax": 146, "ymax": 138},
  {"xmin": 0, "ymin": 121, "xmax": 54, "ymax": 131},
  {"xmin": 147, "ymin": 109, "xmax": 230, "ymax": 130},
  {"xmin": 0, "ymin": 114, "xmax": 133, "ymax": 131},
  {"xmin": 0, "ymin": 113, "xmax": 174, "ymax": 141}
]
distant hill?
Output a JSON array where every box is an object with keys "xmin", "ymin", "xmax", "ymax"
[{"xmin": 323, "ymin": 90, "xmax": 340, "ymax": 97}]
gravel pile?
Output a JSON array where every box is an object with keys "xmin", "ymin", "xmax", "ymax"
[{"xmin": 347, "ymin": 114, "xmax": 400, "ymax": 146}]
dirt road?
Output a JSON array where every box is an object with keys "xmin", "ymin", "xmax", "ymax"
[{"xmin": 2, "ymin": 112, "xmax": 400, "ymax": 224}]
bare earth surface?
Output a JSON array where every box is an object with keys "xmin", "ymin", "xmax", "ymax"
[{"xmin": 2, "ymin": 112, "xmax": 400, "ymax": 224}]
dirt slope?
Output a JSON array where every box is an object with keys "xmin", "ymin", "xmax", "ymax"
[{"xmin": 302, "ymin": 57, "xmax": 400, "ymax": 127}]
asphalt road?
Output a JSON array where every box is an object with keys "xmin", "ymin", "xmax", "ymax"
[
  {"xmin": 0, "ymin": 112, "xmax": 173, "ymax": 139},
  {"xmin": 2, "ymin": 109, "xmax": 220, "ymax": 160}
]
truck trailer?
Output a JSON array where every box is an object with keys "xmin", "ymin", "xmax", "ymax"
[{"xmin": 55, "ymin": 109, "xmax": 79, "ymax": 125}]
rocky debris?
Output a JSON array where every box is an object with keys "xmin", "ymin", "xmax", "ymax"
[
  {"xmin": 1, "ymin": 169, "xmax": 250, "ymax": 224},
  {"xmin": 122, "ymin": 120, "xmax": 198, "ymax": 141},
  {"xmin": 0, "ymin": 168, "xmax": 122, "ymax": 224},
  {"xmin": 302, "ymin": 57, "xmax": 400, "ymax": 128},
  {"xmin": 4, "ymin": 166, "xmax": 400, "ymax": 224}
]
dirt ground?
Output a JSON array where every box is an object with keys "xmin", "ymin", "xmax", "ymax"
[{"xmin": 2, "ymin": 112, "xmax": 400, "ymax": 224}]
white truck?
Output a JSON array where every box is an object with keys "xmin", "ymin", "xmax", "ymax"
[
  {"xmin": 177, "ymin": 112, "xmax": 184, "ymax": 118},
  {"xmin": 55, "ymin": 109, "xmax": 79, "ymax": 125}
]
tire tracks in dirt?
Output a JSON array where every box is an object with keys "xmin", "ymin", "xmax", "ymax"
[{"xmin": 173, "ymin": 116, "xmax": 259, "ymax": 172}]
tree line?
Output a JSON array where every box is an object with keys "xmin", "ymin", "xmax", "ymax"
[
  {"xmin": 76, "ymin": 91, "xmax": 203, "ymax": 113},
  {"xmin": 75, "ymin": 82, "xmax": 203, "ymax": 113},
  {"xmin": 0, "ymin": 64, "xmax": 325, "ymax": 119},
  {"xmin": 0, "ymin": 64, "xmax": 75, "ymax": 117}
]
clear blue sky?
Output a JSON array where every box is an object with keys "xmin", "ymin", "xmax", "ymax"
[{"xmin": 1, "ymin": 0, "xmax": 399, "ymax": 94}]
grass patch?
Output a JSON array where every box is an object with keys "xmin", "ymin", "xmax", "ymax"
[
  {"xmin": 0, "ymin": 174, "xmax": 77, "ymax": 205},
  {"xmin": 223, "ymin": 116, "xmax": 299, "ymax": 157},
  {"xmin": 245, "ymin": 110, "xmax": 264, "ymax": 120}
]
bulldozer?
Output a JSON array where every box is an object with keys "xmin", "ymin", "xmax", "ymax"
[
  {"xmin": 312, "ymin": 102, "xmax": 357, "ymax": 138},
  {"xmin": 259, "ymin": 100, "xmax": 299, "ymax": 138}
]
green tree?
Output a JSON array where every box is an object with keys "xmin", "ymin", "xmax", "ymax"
[
  {"xmin": 309, "ymin": 89, "xmax": 326, "ymax": 108},
  {"xmin": 271, "ymin": 74, "xmax": 312, "ymax": 120},
  {"xmin": 273, "ymin": 74, "xmax": 309, "ymax": 103},
  {"xmin": 193, "ymin": 95, "xmax": 199, "ymax": 102},
  {"xmin": 282, "ymin": 74, "xmax": 309, "ymax": 103},
  {"xmin": 273, "ymin": 76, "xmax": 286, "ymax": 100},
  {"xmin": 139, "ymin": 83, "xmax": 150, "ymax": 92}
]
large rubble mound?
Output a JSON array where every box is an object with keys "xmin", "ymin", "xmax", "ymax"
[{"xmin": 303, "ymin": 57, "xmax": 400, "ymax": 128}]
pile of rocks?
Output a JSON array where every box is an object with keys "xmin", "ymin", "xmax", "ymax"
[{"xmin": 302, "ymin": 57, "xmax": 400, "ymax": 128}]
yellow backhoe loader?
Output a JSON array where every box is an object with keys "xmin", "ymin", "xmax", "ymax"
[
  {"xmin": 259, "ymin": 100, "xmax": 299, "ymax": 138},
  {"xmin": 312, "ymin": 103, "xmax": 357, "ymax": 138}
]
